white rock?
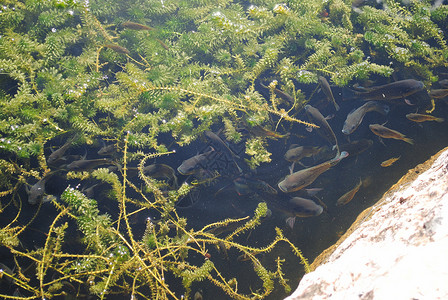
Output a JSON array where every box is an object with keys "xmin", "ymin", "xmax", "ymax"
[{"xmin": 286, "ymin": 148, "xmax": 448, "ymax": 300}]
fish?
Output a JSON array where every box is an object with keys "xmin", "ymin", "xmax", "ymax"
[
  {"xmin": 204, "ymin": 131, "xmax": 239, "ymax": 159},
  {"xmin": 27, "ymin": 170, "xmax": 60, "ymax": 204},
  {"xmin": 406, "ymin": 113, "xmax": 444, "ymax": 123},
  {"xmin": 336, "ymin": 179, "xmax": 362, "ymax": 206},
  {"xmin": 381, "ymin": 156, "xmax": 400, "ymax": 167},
  {"xmin": 121, "ymin": 21, "xmax": 154, "ymax": 31},
  {"xmin": 246, "ymin": 125, "xmax": 290, "ymax": 140},
  {"xmin": 232, "ymin": 176, "xmax": 277, "ymax": 195},
  {"xmin": 104, "ymin": 44, "xmax": 130, "ymax": 55},
  {"xmin": 260, "ymin": 82, "xmax": 295, "ymax": 105},
  {"xmin": 66, "ymin": 158, "xmax": 115, "ymax": 171},
  {"xmin": 318, "ymin": 76, "xmax": 340, "ymax": 111},
  {"xmin": 143, "ymin": 163, "xmax": 178, "ymax": 188},
  {"xmin": 97, "ymin": 143, "xmax": 116, "ymax": 156},
  {"xmin": 47, "ymin": 135, "xmax": 77, "ymax": 165},
  {"xmin": 342, "ymin": 101, "xmax": 389, "ymax": 135},
  {"xmin": 344, "ymin": 79, "xmax": 424, "ymax": 101},
  {"xmin": 284, "ymin": 197, "xmax": 324, "ymax": 229},
  {"xmin": 278, "ymin": 151, "xmax": 349, "ymax": 193},
  {"xmin": 439, "ymin": 79, "xmax": 448, "ymax": 88},
  {"xmin": 284, "ymin": 145, "xmax": 323, "ymax": 163},
  {"xmin": 339, "ymin": 139, "xmax": 373, "ymax": 157},
  {"xmin": 177, "ymin": 148, "xmax": 216, "ymax": 175},
  {"xmin": 369, "ymin": 124, "xmax": 414, "ymax": 145},
  {"xmin": 428, "ymin": 89, "xmax": 448, "ymax": 98},
  {"xmin": 305, "ymin": 105, "xmax": 339, "ymax": 153}
]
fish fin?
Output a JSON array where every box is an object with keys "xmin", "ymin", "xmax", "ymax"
[
  {"xmin": 285, "ymin": 217, "xmax": 296, "ymax": 229},
  {"xmin": 379, "ymin": 137, "xmax": 386, "ymax": 147},
  {"xmin": 289, "ymin": 162, "xmax": 295, "ymax": 174},
  {"xmin": 381, "ymin": 105, "xmax": 390, "ymax": 115},
  {"xmin": 298, "ymin": 161, "xmax": 309, "ymax": 168},
  {"xmin": 288, "ymin": 144, "xmax": 299, "ymax": 149},
  {"xmin": 403, "ymin": 137, "xmax": 414, "ymax": 145}
]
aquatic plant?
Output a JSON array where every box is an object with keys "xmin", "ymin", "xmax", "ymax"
[{"xmin": 0, "ymin": 0, "xmax": 447, "ymax": 298}]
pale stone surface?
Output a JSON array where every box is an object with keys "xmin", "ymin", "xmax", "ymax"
[{"xmin": 285, "ymin": 148, "xmax": 448, "ymax": 300}]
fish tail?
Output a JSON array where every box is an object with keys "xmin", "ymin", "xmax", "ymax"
[
  {"xmin": 436, "ymin": 117, "xmax": 445, "ymax": 123},
  {"xmin": 341, "ymin": 88, "xmax": 359, "ymax": 101},
  {"xmin": 403, "ymin": 137, "xmax": 414, "ymax": 145}
]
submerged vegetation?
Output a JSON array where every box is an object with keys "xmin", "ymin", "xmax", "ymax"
[{"xmin": 0, "ymin": 0, "xmax": 447, "ymax": 298}]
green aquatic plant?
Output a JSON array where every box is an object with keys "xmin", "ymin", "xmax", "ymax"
[{"xmin": 0, "ymin": 0, "xmax": 447, "ymax": 298}]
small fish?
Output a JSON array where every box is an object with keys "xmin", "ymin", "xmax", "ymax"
[
  {"xmin": 246, "ymin": 125, "xmax": 290, "ymax": 140},
  {"xmin": 284, "ymin": 145, "xmax": 323, "ymax": 163},
  {"xmin": 342, "ymin": 101, "xmax": 389, "ymax": 135},
  {"xmin": 406, "ymin": 113, "xmax": 444, "ymax": 123},
  {"xmin": 47, "ymin": 135, "xmax": 77, "ymax": 165},
  {"xmin": 122, "ymin": 21, "xmax": 154, "ymax": 31},
  {"xmin": 336, "ymin": 179, "xmax": 362, "ymax": 206},
  {"xmin": 177, "ymin": 148, "xmax": 216, "ymax": 175},
  {"xmin": 305, "ymin": 105, "xmax": 339, "ymax": 153},
  {"xmin": 97, "ymin": 143, "xmax": 116, "ymax": 156},
  {"xmin": 439, "ymin": 79, "xmax": 448, "ymax": 88},
  {"xmin": 345, "ymin": 79, "xmax": 424, "ymax": 101},
  {"xmin": 233, "ymin": 176, "xmax": 277, "ymax": 195},
  {"xmin": 369, "ymin": 124, "xmax": 414, "ymax": 145},
  {"xmin": 318, "ymin": 76, "xmax": 340, "ymax": 111},
  {"xmin": 66, "ymin": 158, "xmax": 115, "ymax": 171},
  {"xmin": 104, "ymin": 44, "xmax": 130, "ymax": 55},
  {"xmin": 428, "ymin": 89, "xmax": 448, "ymax": 99},
  {"xmin": 260, "ymin": 82, "xmax": 295, "ymax": 105},
  {"xmin": 143, "ymin": 163, "xmax": 178, "ymax": 188},
  {"xmin": 381, "ymin": 156, "xmax": 400, "ymax": 167},
  {"xmin": 339, "ymin": 139, "xmax": 373, "ymax": 157},
  {"xmin": 278, "ymin": 151, "xmax": 348, "ymax": 193}
]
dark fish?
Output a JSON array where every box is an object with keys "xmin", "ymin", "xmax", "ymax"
[
  {"xmin": 439, "ymin": 79, "xmax": 448, "ymax": 88},
  {"xmin": 406, "ymin": 113, "xmax": 444, "ymax": 123},
  {"xmin": 143, "ymin": 163, "xmax": 178, "ymax": 188},
  {"xmin": 177, "ymin": 148, "xmax": 216, "ymax": 175},
  {"xmin": 122, "ymin": 21, "xmax": 154, "ymax": 31},
  {"xmin": 342, "ymin": 101, "xmax": 389, "ymax": 135},
  {"xmin": 204, "ymin": 131, "xmax": 239, "ymax": 159},
  {"xmin": 339, "ymin": 139, "xmax": 373, "ymax": 157},
  {"xmin": 369, "ymin": 124, "xmax": 414, "ymax": 145},
  {"xmin": 428, "ymin": 89, "xmax": 448, "ymax": 99},
  {"xmin": 260, "ymin": 82, "xmax": 295, "ymax": 105},
  {"xmin": 318, "ymin": 76, "xmax": 340, "ymax": 111},
  {"xmin": 336, "ymin": 179, "xmax": 362, "ymax": 206},
  {"xmin": 27, "ymin": 171, "xmax": 60, "ymax": 205},
  {"xmin": 66, "ymin": 158, "xmax": 115, "ymax": 171},
  {"xmin": 305, "ymin": 105, "xmax": 339, "ymax": 153},
  {"xmin": 284, "ymin": 145, "xmax": 323, "ymax": 163},
  {"xmin": 278, "ymin": 151, "xmax": 348, "ymax": 193},
  {"xmin": 233, "ymin": 176, "xmax": 277, "ymax": 195},
  {"xmin": 345, "ymin": 79, "xmax": 424, "ymax": 101},
  {"xmin": 284, "ymin": 197, "xmax": 324, "ymax": 229},
  {"xmin": 47, "ymin": 135, "xmax": 77, "ymax": 165},
  {"xmin": 97, "ymin": 143, "xmax": 116, "ymax": 156},
  {"xmin": 104, "ymin": 44, "xmax": 130, "ymax": 55}
]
